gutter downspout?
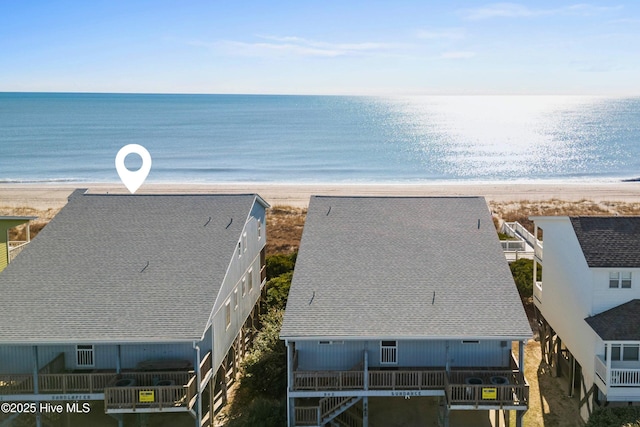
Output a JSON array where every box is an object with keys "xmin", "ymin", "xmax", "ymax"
[{"xmin": 193, "ymin": 341, "xmax": 202, "ymax": 427}]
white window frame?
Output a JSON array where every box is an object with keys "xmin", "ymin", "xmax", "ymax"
[
  {"xmin": 380, "ymin": 340, "xmax": 398, "ymax": 365},
  {"xmin": 248, "ymin": 268, "xmax": 253, "ymax": 292},
  {"xmin": 610, "ymin": 271, "xmax": 632, "ymax": 288},
  {"xmin": 241, "ymin": 276, "xmax": 246, "ymax": 296},
  {"xmin": 257, "ymin": 219, "xmax": 262, "ymax": 240},
  {"xmin": 243, "ymin": 232, "xmax": 247, "ymax": 253},
  {"xmin": 233, "ymin": 289, "xmax": 238, "ymax": 310},
  {"xmin": 225, "ymin": 300, "xmax": 231, "ymax": 330},
  {"xmin": 607, "ymin": 344, "xmax": 640, "ymax": 361},
  {"xmin": 76, "ymin": 345, "xmax": 95, "ymax": 368}
]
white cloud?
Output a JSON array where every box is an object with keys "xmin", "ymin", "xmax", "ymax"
[
  {"xmin": 461, "ymin": 3, "xmax": 623, "ymax": 20},
  {"xmin": 201, "ymin": 35, "xmax": 401, "ymax": 58},
  {"xmin": 415, "ymin": 28, "xmax": 466, "ymax": 40},
  {"xmin": 441, "ymin": 51, "xmax": 476, "ymax": 59}
]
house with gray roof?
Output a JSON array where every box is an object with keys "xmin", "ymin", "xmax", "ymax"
[
  {"xmin": 531, "ymin": 216, "xmax": 640, "ymax": 422},
  {"xmin": 0, "ymin": 189, "xmax": 269, "ymax": 427},
  {"xmin": 281, "ymin": 196, "xmax": 531, "ymax": 427}
]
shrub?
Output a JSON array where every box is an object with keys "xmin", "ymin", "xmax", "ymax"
[
  {"xmin": 509, "ymin": 259, "xmax": 541, "ymax": 299},
  {"xmin": 264, "ymin": 271, "xmax": 293, "ymax": 311},
  {"xmin": 265, "ymin": 252, "xmax": 297, "ymax": 279},
  {"xmin": 241, "ymin": 309, "xmax": 287, "ymax": 398},
  {"xmin": 226, "ymin": 397, "xmax": 287, "ymax": 427},
  {"xmin": 586, "ymin": 406, "xmax": 640, "ymax": 427}
]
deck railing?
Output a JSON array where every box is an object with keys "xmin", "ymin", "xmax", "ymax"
[
  {"xmin": 40, "ymin": 373, "xmax": 117, "ymax": 393},
  {"xmin": 104, "ymin": 385, "xmax": 189, "ymax": 411},
  {"xmin": 595, "ymin": 355, "xmax": 640, "ymax": 387},
  {"xmin": 294, "ymin": 407, "xmax": 320, "ymax": 426},
  {"xmin": 293, "ymin": 371, "xmax": 364, "ymax": 390},
  {"xmin": 8, "ymin": 241, "xmax": 29, "ymax": 263},
  {"xmin": 368, "ymin": 370, "xmax": 445, "ymax": 390},
  {"xmin": 291, "ymin": 368, "xmax": 528, "ymax": 408},
  {"xmin": 0, "ymin": 374, "xmax": 34, "ymax": 394},
  {"xmin": 0, "ymin": 371, "xmax": 193, "ymax": 396}
]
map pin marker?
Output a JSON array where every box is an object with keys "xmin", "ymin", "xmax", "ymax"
[{"xmin": 115, "ymin": 144, "xmax": 152, "ymax": 194}]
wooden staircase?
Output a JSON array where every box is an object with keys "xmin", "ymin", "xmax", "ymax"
[{"xmin": 320, "ymin": 396, "xmax": 361, "ymax": 426}]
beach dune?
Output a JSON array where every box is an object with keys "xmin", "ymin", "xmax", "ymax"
[{"xmin": 2, "ymin": 182, "xmax": 640, "ymax": 210}]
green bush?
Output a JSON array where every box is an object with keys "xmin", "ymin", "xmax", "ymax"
[
  {"xmin": 241, "ymin": 309, "xmax": 287, "ymax": 398},
  {"xmin": 265, "ymin": 252, "xmax": 297, "ymax": 279},
  {"xmin": 264, "ymin": 271, "xmax": 293, "ymax": 311},
  {"xmin": 586, "ymin": 406, "xmax": 640, "ymax": 427},
  {"xmin": 226, "ymin": 397, "xmax": 287, "ymax": 427},
  {"xmin": 509, "ymin": 258, "xmax": 541, "ymax": 299}
]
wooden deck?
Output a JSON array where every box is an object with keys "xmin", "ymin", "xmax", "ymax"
[
  {"xmin": 0, "ymin": 351, "xmax": 213, "ymax": 414},
  {"xmin": 291, "ymin": 367, "xmax": 528, "ymax": 409}
]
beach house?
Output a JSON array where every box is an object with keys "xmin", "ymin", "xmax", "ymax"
[
  {"xmin": 280, "ymin": 196, "xmax": 532, "ymax": 427},
  {"xmin": 532, "ymin": 216, "xmax": 640, "ymax": 421},
  {"xmin": 0, "ymin": 189, "xmax": 269, "ymax": 427},
  {"xmin": 0, "ymin": 215, "xmax": 36, "ymax": 272}
]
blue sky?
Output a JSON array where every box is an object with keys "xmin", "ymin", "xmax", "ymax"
[{"xmin": 1, "ymin": 1, "xmax": 639, "ymax": 95}]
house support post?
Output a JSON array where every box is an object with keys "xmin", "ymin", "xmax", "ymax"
[
  {"xmin": 362, "ymin": 396, "xmax": 369, "ymax": 427},
  {"xmin": 286, "ymin": 341, "xmax": 294, "ymax": 427},
  {"xmin": 554, "ymin": 337, "xmax": 562, "ymax": 377},
  {"xmin": 516, "ymin": 410, "xmax": 524, "ymax": 427},
  {"xmin": 116, "ymin": 344, "xmax": 121, "ymax": 374},
  {"xmin": 519, "ymin": 341, "xmax": 525, "ymax": 376},
  {"xmin": 108, "ymin": 413, "xmax": 124, "ymax": 427},
  {"xmin": 32, "ymin": 346, "xmax": 42, "ymax": 427},
  {"xmin": 568, "ymin": 352, "xmax": 575, "ymax": 397}
]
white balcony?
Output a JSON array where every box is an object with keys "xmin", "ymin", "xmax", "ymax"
[{"xmin": 594, "ymin": 355, "xmax": 640, "ymax": 401}]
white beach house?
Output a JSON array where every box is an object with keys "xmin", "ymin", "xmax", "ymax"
[{"xmin": 532, "ymin": 216, "xmax": 640, "ymax": 421}]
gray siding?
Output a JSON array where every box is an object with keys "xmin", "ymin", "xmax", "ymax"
[
  {"xmin": 0, "ymin": 343, "xmax": 195, "ymax": 373},
  {"xmin": 295, "ymin": 339, "xmax": 511, "ymax": 371}
]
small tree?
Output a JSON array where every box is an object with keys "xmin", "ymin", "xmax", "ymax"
[
  {"xmin": 241, "ymin": 309, "xmax": 287, "ymax": 398},
  {"xmin": 509, "ymin": 259, "xmax": 541, "ymax": 299},
  {"xmin": 265, "ymin": 252, "xmax": 297, "ymax": 280},
  {"xmin": 586, "ymin": 406, "xmax": 640, "ymax": 427}
]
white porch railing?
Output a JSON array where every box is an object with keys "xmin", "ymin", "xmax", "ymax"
[
  {"xmin": 533, "ymin": 281, "xmax": 543, "ymax": 305},
  {"xmin": 500, "ymin": 222, "xmax": 535, "ymax": 261},
  {"xmin": 595, "ymin": 355, "xmax": 640, "ymax": 387},
  {"xmin": 8, "ymin": 241, "xmax": 30, "ymax": 263}
]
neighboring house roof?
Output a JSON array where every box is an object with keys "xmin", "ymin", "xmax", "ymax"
[
  {"xmin": 585, "ymin": 300, "xmax": 640, "ymax": 341},
  {"xmin": 570, "ymin": 216, "xmax": 640, "ymax": 268},
  {"xmin": 280, "ymin": 196, "xmax": 532, "ymax": 340},
  {"xmin": 0, "ymin": 190, "xmax": 267, "ymax": 344}
]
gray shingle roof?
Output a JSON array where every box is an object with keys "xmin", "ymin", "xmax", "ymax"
[
  {"xmin": 280, "ymin": 196, "xmax": 532, "ymax": 340},
  {"xmin": 570, "ymin": 217, "xmax": 640, "ymax": 268},
  {"xmin": 585, "ymin": 300, "xmax": 640, "ymax": 340},
  {"xmin": 0, "ymin": 190, "xmax": 263, "ymax": 344}
]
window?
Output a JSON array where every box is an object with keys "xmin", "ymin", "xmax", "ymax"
[
  {"xmin": 241, "ymin": 276, "xmax": 246, "ymax": 296},
  {"xmin": 248, "ymin": 269, "xmax": 253, "ymax": 292},
  {"xmin": 237, "ymin": 241, "xmax": 242, "ymax": 258},
  {"xmin": 257, "ymin": 219, "xmax": 262, "ymax": 240},
  {"xmin": 462, "ymin": 340, "xmax": 480, "ymax": 344},
  {"xmin": 243, "ymin": 232, "xmax": 247, "ymax": 253},
  {"xmin": 225, "ymin": 301, "xmax": 231, "ymax": 329},
  {"xmin": 76, "ymin": 345, "xmax": 95, "ymax": 368},
  {"xmin": 610, "ymin": 272, "xmax": 632, "ymax": 288},
  {"xmin": 622, "ymin": 272, "xmax": 632, "ymax": 288},
  {"xmin": 623, "ymin": 345, "xmax": 640, "ymax": 361},
  {"xmin": 607, "ymin": 344, "xmax": 640, "ymax": 361},
  {"xmin": 380, "ymin": 340, "xmax": 397, "ymax": 364},
  {"xmin": 233, "ymin": 289, "xmax": 238, "ymax": 310}
]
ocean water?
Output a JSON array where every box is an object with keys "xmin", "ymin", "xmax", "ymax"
[{"xmin": 1, "ymin": 92, "xmax": 639, "ymax": 184}]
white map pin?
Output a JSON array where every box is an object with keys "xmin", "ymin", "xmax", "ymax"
[{"xmin": 115, "ymin": 144, "xmax": 152, "ymax": 194}]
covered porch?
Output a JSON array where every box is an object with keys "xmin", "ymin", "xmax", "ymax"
[{"xmin": 0, "ymin": 351, "xmax": 213, "ymax": 414}]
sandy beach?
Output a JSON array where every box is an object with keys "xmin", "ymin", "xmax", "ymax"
[{"xmin": 2, "ymin": 182, "xmax": 640, "ymax": 211}]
